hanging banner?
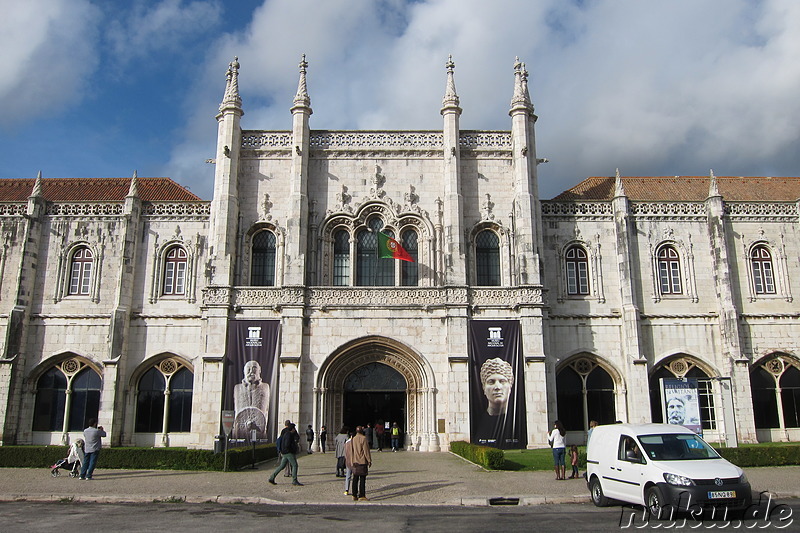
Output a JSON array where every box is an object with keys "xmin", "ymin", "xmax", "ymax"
[
  {"xmin": 660, "ymin": 378, "xmax": 702, "ymax": 435},
  {"xmin": 469, "ymin": 320, "xmax": 526, "ymax": 449},
  {"xmin": 224, "ymin": 320, "xmax": 281, "ymax": 441}
]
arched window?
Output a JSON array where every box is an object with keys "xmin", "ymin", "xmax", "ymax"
[
  {"xmin": 565, "ymin": 245, "xmax": 589, "ymax": 295},
  {"xmin": 400, "ymin": 229, "xmax": 418, "ymax": 286},
  {"xmin": 162, "ymin": 246, "xmax": 187, "ymax": 295},
  {"xmin": 751, "ymin": 246, "xmax": 775, "ymax": 294},
  {"xmin": 656, "ymin": 245, "xmax": 682, "ymax": 295},
  {"xmin": 356, "ymin": 218, "xmax": 394, "ymax": 286},
  {"xmin": 333, "ymin": 229, "xmax": 350, "ymax": 286},
  {"xmin": 556, "ymin": 358, "xmax": 616, "ymax": 436},
  {"xmin": 780, "ymin": 366, "xmax": 800, "ymax": 428},
  {"xmin": 135, "ymin": 360, "xmax": 193, "ymax": 433},
  {"xmin": 251, "ymin": 230, "xmax": 276, "ymax": 286},
  {"xmin": 750, "ymin": 367, "xmax": 779, "ymax": 429},
  {"xmin": 32, "ymin": 360, "xmax": 101, "ymax": 433},
  {"xmin": 68, "ymin": 247, "xmax": 93, "ymax": 295},
  {"xmin": 475, "ymin": 230, "xmax": 500, "ymax": 286},
  {"xmin": 135, "ymin": 368, "xmax": 165, "ymax": 433}
]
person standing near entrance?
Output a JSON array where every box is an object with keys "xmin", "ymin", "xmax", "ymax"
[
  {"xmin": 390, "ymin": 422, "xmax": 400, "ymax": 452},
  {"xmin": 374, "ymin": 422, "xmax": 384, "ymax": 452},
  {"xmin": 269, "ymin": 423, "xmax": 303, "ymax": 486},
  {"xmin": 305, "ymin": 424, "xmax": 314, "ymax": 454},
  {"xmin": 79, "ymin": 418, "xmax": 105, "ymax": 480},
  {"xmin": 348, "ymin": 426, "xmax": 372, "ymax": 501},
  {"xmin": 365, "ymin": 423, "xmax": 373, "ymax": 450},
  {"xmin": 319, "ymin": 425, "xmax": 327, "ymax": 453},
  {"xmin": 334, "ymin": 426, "xmax": 348, "ymax": 477}
]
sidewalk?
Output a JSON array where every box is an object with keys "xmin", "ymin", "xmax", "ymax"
[{"xmin": 1, "ymin": 450, "xmax": 799, "ymax": 506}]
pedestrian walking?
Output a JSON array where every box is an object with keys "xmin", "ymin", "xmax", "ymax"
[
  {"xmin": 390, "ymin": 422, "xmax": 400, "ymax": 452},
  {"xmin": 268, "ymin": 423, "xmax": 303, "ymax": 486},
  {"xmin": 320, "ymin": 425, "xmax": 327, "ymax": 453},
  {"xmin": 343, "ymin": 429, "xmax": 354, "ymax": 495},
  {"xmin": 276, "ymin": 419, "xmax": 293, "ymax": 477},
  {"xmin": 334, "ymin": 426, "xmax": 348, "ymax": 477},
  {"xmin": 305, "ymin": 424, "xmax": 314, "ymax": 454},
  {"xmin": 79, "ymin": 418, "xmax": 106, "ymax": 480},
  {"xmin": 547, "ymin": 420, "xmax": 567, "ymax": 480},
  {"xmin": 347, "ymin": 426, "xmax": 372, "ymax": 501},
  {"xmin": 374, "ymin": 422, "xmax": 384, "ymax": 452}
]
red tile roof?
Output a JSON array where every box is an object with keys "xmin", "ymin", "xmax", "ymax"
[
  {"xmin": 0, "ymin": 177, "xmax": 202, "ymax": 202},
  {"xmin": 551, "ymin": 176, "xmax": 800, "ymax": 202}
]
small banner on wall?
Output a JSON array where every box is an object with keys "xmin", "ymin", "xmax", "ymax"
[
  {"xmin": 224, "ymin": 320, "xmax": 281, "ymax": 441},
  {"xmin": 660, "ymin": 377, "xmax": 702, "ymax": 435},
  {"xmin": 469, "ymin": 320, "xmax": 527, "ymax": 449}
]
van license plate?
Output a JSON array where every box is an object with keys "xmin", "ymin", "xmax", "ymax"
[{"xmin": 708, "ymin": 491, "xmax": 735, "ymax": 499}]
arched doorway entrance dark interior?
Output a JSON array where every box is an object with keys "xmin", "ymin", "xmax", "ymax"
[{"xmin": 343, "ymin": 362, "xmax": 406, "ymax": 447}]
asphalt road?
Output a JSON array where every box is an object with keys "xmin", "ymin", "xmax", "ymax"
[{"xmin": 1, "ymin": 500, "xmax": 797, "ymax": 532}]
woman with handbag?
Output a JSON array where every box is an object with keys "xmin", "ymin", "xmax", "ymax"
[{"xmin": 347, "ymin": 426, "xmax": 372, "ymax": 501}]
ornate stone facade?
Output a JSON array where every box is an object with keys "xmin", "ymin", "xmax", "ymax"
[{"xmin": 0, "ymin": 58, "xmax": 798, "ymax": 452}]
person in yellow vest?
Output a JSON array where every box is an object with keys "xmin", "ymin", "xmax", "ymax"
[{"xmin": 390, "ymin": 422, "xmax": 401, "ymax": 452}]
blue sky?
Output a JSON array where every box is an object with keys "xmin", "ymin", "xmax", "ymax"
[{"xmin": 2, "ymin": 0, "xmax": 799, "ymax": 201}]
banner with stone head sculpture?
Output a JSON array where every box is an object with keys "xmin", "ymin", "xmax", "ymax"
[
  {"xmin": 224, "ymin": 320, "xmax": 281, "ymax": 442},
  {"xmin": 469, "ymin": 320, "xmax": 526, "ymax": 448}
]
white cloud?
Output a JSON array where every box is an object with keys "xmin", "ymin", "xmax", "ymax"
[
  {"xmin": 165, "ymin": 0, "xmax": 800, "ymax": 200},
  {"xmin": 0, "ymin": 0, "xmax": 101, "ymax": 126},
  {"xmin": 106, "ymin": 0, "xmax": 222, "ymax": 64}
]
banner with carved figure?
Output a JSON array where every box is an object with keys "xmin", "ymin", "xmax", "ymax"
[
  {"xmin": 469, "ymin": 320, "xmax": 526, "ymax": 448},
  {"xmin": 224, "ymin": 320, "xmax": 280, "ymax": 441}
]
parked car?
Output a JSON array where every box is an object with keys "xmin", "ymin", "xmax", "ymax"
[{"xmin": 585, "ymin": 423, "xmax": 751, "ymax": 517}]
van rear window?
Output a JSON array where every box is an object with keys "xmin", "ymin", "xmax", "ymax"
[{"xmin": 638, "ymin": 433, "xmax": 720, "ymax": 461}]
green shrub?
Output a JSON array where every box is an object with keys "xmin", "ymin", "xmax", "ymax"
[
  {"xmin": 450, "ymin": 440, "xmax": 505, "ymax": 469},
  {"xmin": 0, "ymin": 444, "xmax": 279, "ymax": 471},
  {"xmin": 714, "ymin": 445, "xmax": 800, "ymax": 467}
]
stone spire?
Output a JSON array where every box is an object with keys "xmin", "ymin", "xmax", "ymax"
[
  {"xmin": 614, "ymin": 168, "xmax": 626, "ymax": 198},
  {"xmin": 30, "ymin": 171, "xmax": 43, "ymax": 197},
  {"xmin": 441, "ymin": 55, "xmax": 461, "ymax": 113},
  {"xmin": 510, "ymin": 57, "xmax": 534, "ymax": 114},
  {"xmin": 219, "ymin": 56, "xmax": 242, "ymax": 111},
  {"xmin": 708, "ymin": 169, "xmax": 721, "ymax": 198},
  {"xmin": 127, "ymin": 170, "xmax": 139, "ymax": 198},
  {"xmin": 292, "ymin": 54, "xmax": 312, "ymax": 112}
]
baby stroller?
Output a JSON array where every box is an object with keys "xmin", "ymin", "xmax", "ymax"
[{"xmin": 50, "ymin": 439, "xmax": 84, "ymax": 478}]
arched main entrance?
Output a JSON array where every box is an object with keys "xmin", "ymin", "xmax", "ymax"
[{"xmin": 315, "ymin": 336, "xmax": 439, "ymax": 451}]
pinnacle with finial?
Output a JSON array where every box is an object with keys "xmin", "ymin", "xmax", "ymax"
[
  {"xmin": 220, "ymin": 56, "xmax": 242, "ymax": 111},
  {"xmin": 293, "ymin": 54, "xmax": 311, "ymax": 109},
  {"xmin": 614, "ymin": 168, "xmax": 626, "ymax": 198},
  {"xmin": 441, "ymin": 54, "xmax": 460, "ymax": 113},
  {"xmin": 31, "ymin": 171, "xmax": 43, "ymax": 197},
  {"xmin": 128, "ymin": 170, "xmax": 139, "ymax": 198},
  {"xmin": 708, "ymin": 169, "xmax": 720, "ymax": 198},
  {"xmin": 510, "ymin": 56, "xmax": 533, "ymax": 113}
]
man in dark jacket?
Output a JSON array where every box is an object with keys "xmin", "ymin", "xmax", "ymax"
[
  {"xmin": 305, "ymin": 424, "xmax": 314, "ymax": 454},
  {"xmin": 268, "ymin": 423, "xmax": 303, "ymax": 486}
]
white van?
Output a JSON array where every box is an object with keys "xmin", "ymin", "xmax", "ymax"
[{"xmin": 585, "ymin": 423, "xmax": 751, "ymax": 516}]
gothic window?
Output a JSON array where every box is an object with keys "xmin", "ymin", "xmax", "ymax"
[
  {"xmin": 475, "ymin": 230, "xmax": 500, "ymax": 286},
  {"xmin": 656, "ymin": 245, "xmax": 682, "ymax": 295},
  {"xmin": 68, "ymin": 247, "xmax": 93, "ymax": 295},
  {"xmin": 135, "ymin": 359, "xmax": 193, "ymax": 433},
  {"xmin": 251, "ymin": 230, "xmax": 276, "ymax": 286},
  {"xmin": 750, "ymin": 245, "xmax": 775, "ymax": 295},
  {"xmin": 32, "ymin": 360, "xmax": 101, "ymax": 432},
  {"xmin": 333, "ymin": 229, "xmax": 350, "ymax": 286},
  {"xmin": 565, "ymin": 245, "xmax": 589, "ymax": 295},
  {"xmin": 750, "ymin": 367, "xmax": 779, "ymax": 429},
  {"xmin": 400, "ymin": 229, "xmax": 418, "ymax": 286},
  {"xmin": 780, "ymin": 366, "xmax": 800, "ymax": 428},
  {"xmin": 162, "ymin": 246, "xmax": 187, "ymax": 295},
  {"xmin": 556, "ymin": 358, "xmax": 616, "ymax": 435},
  {"xmin": 356, "ymin": 218, "xmax": 394, "ymax": 286}
]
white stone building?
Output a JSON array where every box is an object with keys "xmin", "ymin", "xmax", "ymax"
[{"xmin": 0, "ymin": 56, "xmax": 798, "ymax": 450}]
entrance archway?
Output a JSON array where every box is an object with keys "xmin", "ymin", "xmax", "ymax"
[{"xmin": 315, "ymin": 336, "xmax": 438, "ymax": 451}]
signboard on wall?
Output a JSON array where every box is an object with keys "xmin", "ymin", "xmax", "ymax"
[
  {"xmin": 660, "ymin": 377, "xmax": 702, "ymax": 435},
  {"xmin": 224, "ymin": 320, "xmax": 281, "ymax": 441},
  {"xmin": 469, "ymin": 320, "xmax": 526, "ymax": 449}
]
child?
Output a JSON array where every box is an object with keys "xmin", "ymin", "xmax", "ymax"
[{"xmin": 568, "ymin": 444, "xmax": 579, "ymax": 479}]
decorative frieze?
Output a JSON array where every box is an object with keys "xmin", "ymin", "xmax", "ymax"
[
  {"xmin": 630, "ymin": 202, "xmax": 706, "ymax": 219},
  {"xmin": 47, "ymin": 203, "xmax": 123, "ymax": 217},
  {"xmin": 143, "ymin": 202, "xmax": 211, "ymax": 220},
  {"xmin": 0, "ymin": 203, "xmax": 26, "ymax": 217},
  {"xmin": 541, "ymin": 202, "xmax": 612, "ymax": 218},
  {"xmin": 725, "ymin": 202, "xmax": 798, "ymax": 220}
]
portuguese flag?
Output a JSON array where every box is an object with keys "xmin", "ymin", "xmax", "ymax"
[{"xmin": 377, "ymin": 232, "xmax": 415, "ymax": 262}]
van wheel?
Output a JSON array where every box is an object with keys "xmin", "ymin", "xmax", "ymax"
[
  {"xmin": 590, "ymin": 478, "xmax": 609, "ymax": 507},
  {"xmin": 645, "ymin": 486, "xmax": 670, "ymax": 519}
]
